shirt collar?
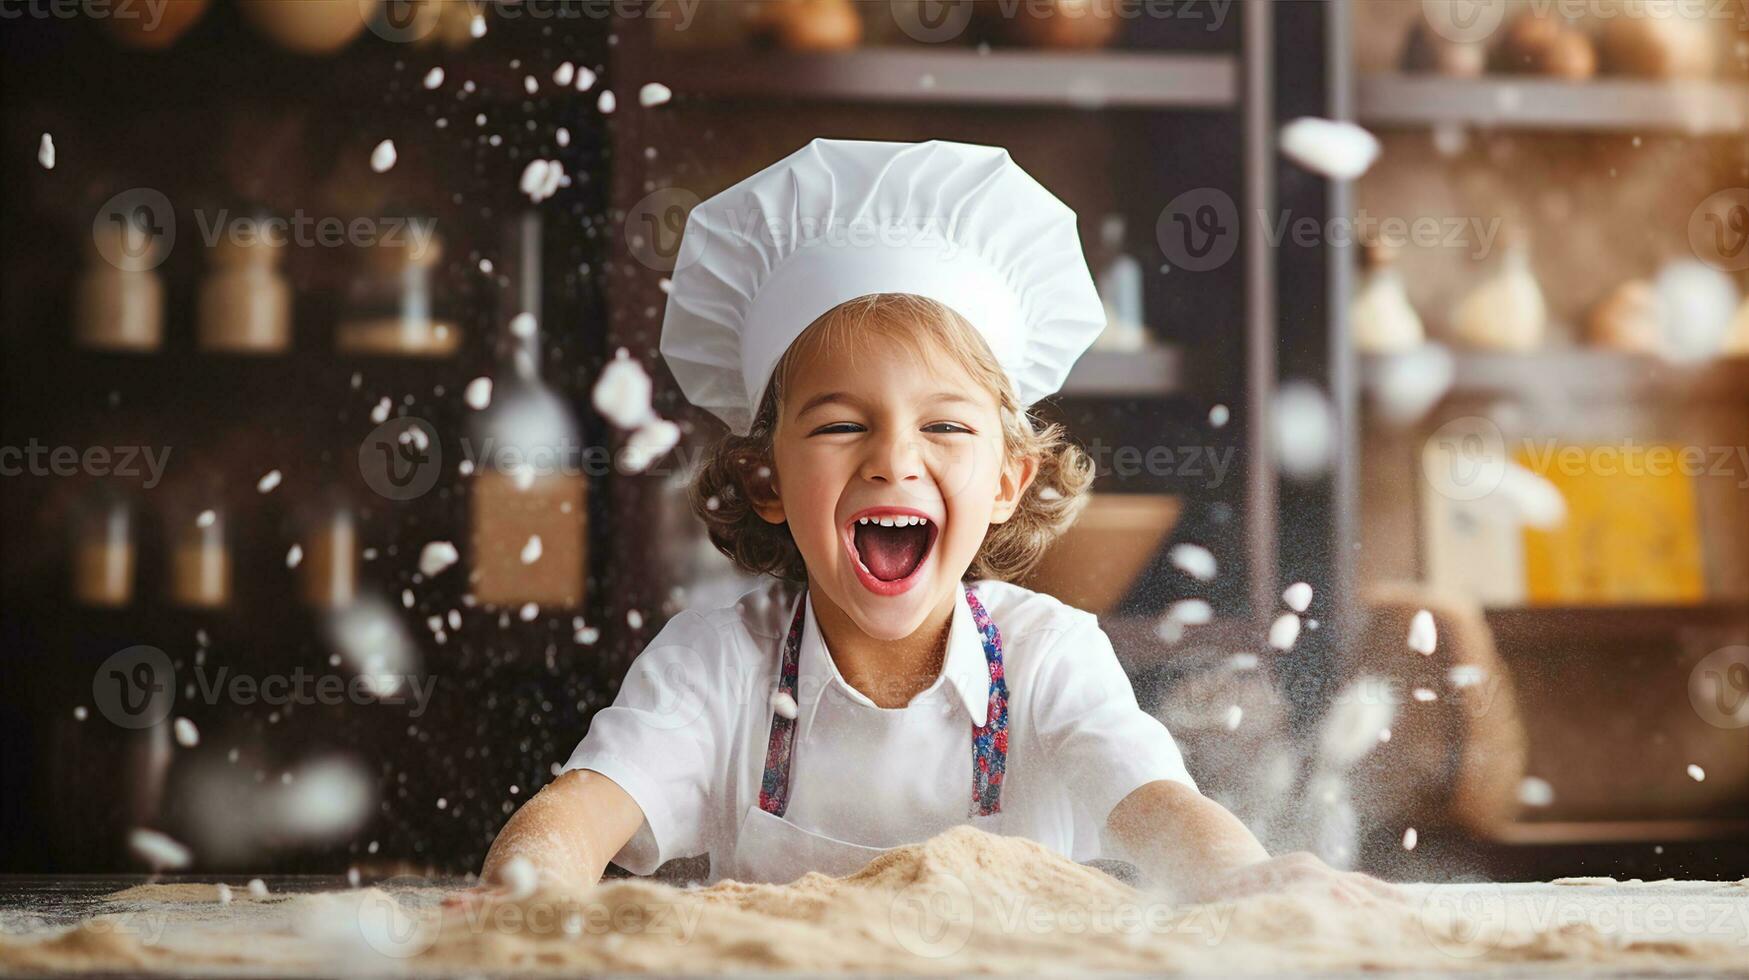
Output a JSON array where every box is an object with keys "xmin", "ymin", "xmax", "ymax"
[{"xmin": 795, "ymin": 587, "xmax": 989, "ymax": 727}]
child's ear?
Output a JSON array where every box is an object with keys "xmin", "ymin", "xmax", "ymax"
[
  {"xmin": 990, "ymin": 452, "xmax": 1039, "ymax": 525},
  {"xmin": 744, "ymin": 457, "xmax": 786, "ymax": 525}
]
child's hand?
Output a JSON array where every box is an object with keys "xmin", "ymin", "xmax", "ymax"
[{"xmin": 1192, "ymin": 851, "xmax": 1406, "ymax": 906}]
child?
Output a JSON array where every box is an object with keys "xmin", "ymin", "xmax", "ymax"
[{"xmin": 475, "ymin": 139, "xmax": 1395, "ymax": 905}]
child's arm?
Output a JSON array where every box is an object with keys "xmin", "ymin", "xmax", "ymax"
[
  {"xmin": 1108, "ymin": 779, "xmax": 1400, "ymax": 905},
  {"xmin": 476, "ymin": 769, "xmax": 646, "ymax": 891}
]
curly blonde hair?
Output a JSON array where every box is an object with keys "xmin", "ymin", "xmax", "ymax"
[{"xmin": 689, "ymin": 293, "xmax": 1094, "ymax": 584}]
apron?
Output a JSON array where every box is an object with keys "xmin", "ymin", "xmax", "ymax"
[{"xmin": 729, "ymin": 586, "xmax": 1010, "ymax": 883}]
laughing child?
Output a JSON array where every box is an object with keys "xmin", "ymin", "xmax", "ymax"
[{"xmin": 474, "ymin": 139, "xmax": 1395, "ymax": 905}]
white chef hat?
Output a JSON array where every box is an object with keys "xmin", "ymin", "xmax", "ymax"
[{"xmin": 658, "ymin": 138, "xmax": 1106, "ymax": 435}]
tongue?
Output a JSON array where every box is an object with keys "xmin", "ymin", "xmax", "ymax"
[{"xmin": 854, "ymin": 523, "xmax": 929, "ymax": 582}]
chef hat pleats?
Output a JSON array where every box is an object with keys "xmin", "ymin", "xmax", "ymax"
[{"xmin": 659, "ymin": 138, "xmax": 1105, "ymax": 436}]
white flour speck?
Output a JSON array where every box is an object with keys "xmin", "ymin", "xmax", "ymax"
[
  {"xmin": 370, "ymin": 140, "xmax": 397, "ymax": 173},
  {"xmin": 622, "ymin": 418, "xmax": 680, "ymax": 473},
  {"xmin": 464, "ymin": 377, "xmax": 493, "ymax": 410},
  {"xmin": 592, "ymin": 348, "xmax": 655, "ymax": 429},
  {"xmin": 129, "ymin": 829, "xmax": 191, "ymax": 870},
  {"xmin": 1268, "ymin": 613, "xmax": 1301, "ymax": 651},
  {"xmin": 1279, "ymin": 117, "xmax": 1380, "ymax": 180},
  {"xmin": 1518, "ymin": 777, "xmax": 1554, "ymax": 807},
  {"xmin": 1282, "ymin": 582, "xmax": 1313, "ymax": 613},
  {"xmin": 1408, "ymin": 610, "xmax": 1437, "ymax": 655},
  {"xmin": 419, "ymin": 541, "xmax": 459, "ymax": 577},
  {"xmin": 771, "ymin": 690, "xmax": 799, "ymax": 720},
  {"xmin": 1169, "ymin": 543, "xmax": 1217, "ymax": 582}
]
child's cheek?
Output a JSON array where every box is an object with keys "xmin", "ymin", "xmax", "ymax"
[{"xmin": 928, "ymin": 438, "xmax": 995, "ymax": 505}]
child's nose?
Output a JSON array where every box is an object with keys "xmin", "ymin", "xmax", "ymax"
[{"xmin": 858, "ymin": 431, "xmax": 923, "ymax": 484}]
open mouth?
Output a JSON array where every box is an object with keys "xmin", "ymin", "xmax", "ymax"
[{"xmin": 844, "ymin": 510, "xmax": 938, "ymax": 595}]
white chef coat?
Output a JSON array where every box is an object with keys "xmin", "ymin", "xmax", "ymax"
[{"xmin": 563, "ymin": 578, "xmax": 1197, "ymax": 882}]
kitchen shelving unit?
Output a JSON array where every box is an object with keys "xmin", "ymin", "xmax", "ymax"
[{"xmin": 1353, "ymin": 10, "xmax": 1749, "ymax": 877}]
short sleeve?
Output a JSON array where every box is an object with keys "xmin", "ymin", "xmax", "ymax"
[
  {"xmin": 561, "ymin": 611, "xmax": 728, "ymax": 874},
  {"xmin": 1031, "ymin": 619, "xmax": 1199, "ymax": 831}
]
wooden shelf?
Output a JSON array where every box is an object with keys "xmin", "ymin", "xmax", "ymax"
[
  {"xmin": 1358, "ymin": 74, "xmax": 1749, "ymax": 134},
  {"xmin": 1363, "ymin": 349, "xmax": 1749, "ymax": 404},
  {"xmin": 1060, "ymin": 345, "xmax": 1186, "ymax": 396},
  {"xmin": 1485, "ymin": 818, "xmax": 1749, "ymax": 845},
  {"xmin": 1484, "ymin": 603, "xmax": 1749, "ymax": 644},
  {"xmin": 647, "ymin": 47, "xmax": 1238, "ymax": 109}
]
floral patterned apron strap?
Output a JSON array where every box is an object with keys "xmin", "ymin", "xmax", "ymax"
[
  {"xmin": 757, "ymin": 592, "xmax": 807, "ymax": 817},
  {"xmin": 966, "ymin": 587, "xmax": 1009, "ymax": 817}
]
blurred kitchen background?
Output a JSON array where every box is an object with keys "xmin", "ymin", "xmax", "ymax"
[{"xmin": 0, "ymin": 0, "xmax": 1745, "ymax": 882}]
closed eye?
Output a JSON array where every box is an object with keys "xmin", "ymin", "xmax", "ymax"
[{"xmin": 810, "ymin": 422, "xmax": 865, "ymax": 436}]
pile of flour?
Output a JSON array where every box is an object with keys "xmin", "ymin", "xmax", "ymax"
[{"xmin": 2, "ymin": 827, "xmax": 1743, "ymax": 975}]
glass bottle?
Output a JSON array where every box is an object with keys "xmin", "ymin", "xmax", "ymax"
[{"xmin": 468, "ymin": 213, "xmax": 586, "ymax": 609}]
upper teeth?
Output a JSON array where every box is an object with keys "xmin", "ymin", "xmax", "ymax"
[{"xmin": 859, "ymin": 515, "xmax": 929, "ymax": 527}]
